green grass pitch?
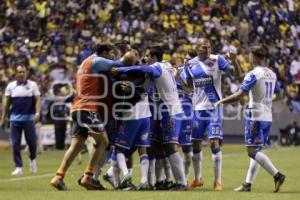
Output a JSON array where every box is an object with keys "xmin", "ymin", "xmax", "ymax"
[{"xmin": 0, "ymin": 145, "xmax": 299, "ymax": 200}]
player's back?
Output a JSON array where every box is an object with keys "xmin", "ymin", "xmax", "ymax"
[
  {"xmin": 72, "ymin": 55, "xmax": 104, "ymax": 112},
  {"xmin": 152, "ymin": 61, "xmax": 183, "ymax": 116},
  {"xmin": 246, "ymin": 66, "xmax": 278, "ymax": 121}
]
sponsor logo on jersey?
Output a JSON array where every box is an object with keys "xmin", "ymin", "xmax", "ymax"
[{"xmin": 194, "ymin": 76, "xmax": 213, "ymax": 87}]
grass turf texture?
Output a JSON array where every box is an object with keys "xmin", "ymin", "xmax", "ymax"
[{"xmin": 0, "ymin": 145, "xmax": 299, "ymax": 200}]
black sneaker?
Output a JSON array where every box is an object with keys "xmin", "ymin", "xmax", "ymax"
[
  {"xmin": 149, "ymin": 184, "xmax": 156, "ymax": 190},
  {"xmin": 274, "ymin": 172, "xmax": 285, "ymax": 193},
  {"xmin": 119, "ymin": 175, "xmax": 136, "ymax": 191},
  {"xmin": 155, "ymin": 181, "xmax": 165, "ymax": 190},
  {"xmin": 91, "ymin": 179, "xmax": 106, "ymax": 190},
  {"xmin": 163, "ymin": 181, "xmax": 174, "ymax": 190},
  {"xmin": 169, "ymin": 184, "xmax": 188, "ymax": 191},
  {"xmin": 77, "ymin": 175, "xmax": 105, "ymax": 190},
  {"xmin": 234, "ymin": 183, "xmax": 251, "ymax": 192}
]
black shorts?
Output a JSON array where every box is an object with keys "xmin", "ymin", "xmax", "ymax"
[{"xmin": 71, "ymin": 111, "xmax": 105, "ymax": 139}]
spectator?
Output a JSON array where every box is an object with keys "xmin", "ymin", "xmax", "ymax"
[
  {"xmin": 51, "ymin": 85, "xmax": 72, "ymax": 150},
  {"xmin": 280, "ymin": 120, "xmax": 300, "ymax": 146}
]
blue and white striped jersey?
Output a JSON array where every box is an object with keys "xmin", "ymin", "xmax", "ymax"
[{"xmin": 184, "ymin": 55, "xmax": 230, "ymax": 110}]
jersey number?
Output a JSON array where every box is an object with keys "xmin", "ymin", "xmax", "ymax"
[{"xmin": 265, "ymin": 82, "xmax": 272, "ymax": 99}]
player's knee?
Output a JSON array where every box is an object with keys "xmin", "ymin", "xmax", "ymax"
[
  {"xmin": 115, "ymin": 146, "xmax": 127, "ymax": 154},
  {"xmin": 165, "ymin": 143, "xmax": 179, "ymax": 155},
  {"xmin": 210, "ymin": 146, "xmax": 221, "ymax": 154},
  {"xmin": 210, "ymin": 138, "xmax": 221, "ymax": 148},
  {"xmin": 164, "ymin": 145, "xmax": 178, "ymax": 156},
  {"xmin": 247, "ymin": 147, "xmax": 260, "ymax": 159},
  {"xmin": 184, "ymin": 152, "xmax": 193, "ymax": 163},
  {"xmin": 182, "ymin": 145, "xmax": 192, "ymax": 154}
]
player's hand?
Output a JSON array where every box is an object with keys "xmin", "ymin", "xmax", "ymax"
[
  {"xmin": 121, "ymin": 83, "xmax": 132, "ymax": 93},
  {"xmin": 34, "ymin": 113, "xmax": 40, "ymax": 123},
  {"xmin": 111, "ymin": 67, "xmax": 119, "ymax": 76},
  {"xmin": 226, "ymin": 46, "xmax": 238, "ymax": 62}
]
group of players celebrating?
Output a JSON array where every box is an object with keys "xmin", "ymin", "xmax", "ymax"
[{"xmin": 50, "ymin": 37, "xmax": 285, "ymax": 192}]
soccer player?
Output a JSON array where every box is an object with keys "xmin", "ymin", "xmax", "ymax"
[
  {"xmin": 114, "ymin": 46, "xmax": 187, "ymax": 190},
  {"xmin": 214, "ymin": 46, "xmax": 285, "ymax": 193},
  {"xmin": 183, "ymin": 38, "xmax": 241, "ymax": 191},
  {"xmin": 112, "ymin": 69, "xmax": 151, "ymax": 190},
  {"xmin": 50, "ymin": 43, "xmax": 135, "ymax": 190},
  {"xmin": 174, "ymin": 49, "xmax": 197, "ymax": 182},
  {"xmin": 1, "ymin": 62, "xmax": 41, "ymax": 176}
]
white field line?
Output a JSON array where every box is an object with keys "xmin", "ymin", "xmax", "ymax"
[{"xmin": 0, "ymin": 147, "xmax": 293, "ymax": 183}]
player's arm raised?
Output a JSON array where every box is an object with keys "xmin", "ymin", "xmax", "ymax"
[{"xmin": 225, "ymin": 49, "xmax": 243, "ymax": 79}]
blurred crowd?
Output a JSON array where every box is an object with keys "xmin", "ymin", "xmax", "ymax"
[{"xmin": 0, "ymin": 0, "xmax": 300, "ymax": 115}]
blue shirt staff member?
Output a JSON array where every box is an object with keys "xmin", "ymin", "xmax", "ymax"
[{"xmin": 1, "ymin": 64, "xmax": 41, "ymax": 176}]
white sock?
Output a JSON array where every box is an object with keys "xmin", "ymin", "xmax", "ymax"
[
  {"xmin": 155, "ymin": 158, "xmax": 165, "ymax": 182},
  {"xmin": 192, "ymin": 151, "xmax": 203, "ymax": 181},
  {"xmin": 106, "ymin": 166, "xmax": 114, "ymax": 177},
  {"xmin": 93, "ymin": 150, "xmax": 109, "ymax": 180},
  {"xmin": 245, "ymin": 158, "xmax": 260, "ymax": 184},
  {"xmin": 116, "ymin": 153, "xmax": 129, "ymax": 177},
  {"xmin": 163, "ymin": 157, "xmax": 173, "ymax": 182},
  {"xmin": 254, "ymin": 151, "xmax": 278, "ymax": 176},
  {"xmin": 183, "ymin": 152, "xmax": 193, "ymax": 181},
  {"xmin": 112, "ymin": 160, "xmax": 121, "ymax": 185},
  {"xmin": 148, "ymin": 159, "xmax": 156, "ymax": 186},
  {"xmin": 168, "ymin": 152, "xmax": 186, "ymax": 185},
  {"xmin": 212, "ymin": 151, "xmax": 222, "ymax": 184},
  {"xmin": 140, "ymin": 154, "xmax": 149, "ymax": 184}
]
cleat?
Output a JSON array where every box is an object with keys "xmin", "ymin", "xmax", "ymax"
[
  {"xmin": 189, "ymin": 178, "xmax": 204, "ymax": 189},
  {"xmin": 214, "ymin": 182, "xmax": 222, "ymax": 191},
  {"xmin": 137, "ymin": 182, "xmax": 149, "ymax": 190},
  {"xmin": 163, "ymin": 181, "xmax": 174, "ymax": 190},
  {"xmin": 155, "ymin": 181, "xmax": 166, "ymax": 190},
  {"xmin": 50, "ymin": 176, "xmax": 68, "ymax": 191},
  {"xmin": 78, "ymin": 175, "xmax": 104, "ymax": 190},
  {"xmin": 169, "ymin": 184, "xmax": 188, "ymax": 191},
  {"xmin": 148, "ymin": 184, "xmax": 156, "ymax": 190},
  {"xmin": 11, "ymin": 167, "xmax": 23, "ymax": 176},
  {"xmin": 119, "ymin": 175, "xmax": 136, "ymax": 191},
  {"xmin": 91, "ymin": 179, "xmax": 106, "ymax": 190},
  {"xmin": 103, "ymin": 173, "xmax": 116, "ymax": 188},
  {"xmin": 29, "ymin": 159, "xmax": 38, "ymax": 174},
  {"xmin": 234, "ymin": 183, "xmax": 251, "ymax": 192},
  {"xmin": 274, "ymin": 172, "xmax": 285, "ymax": 193}
]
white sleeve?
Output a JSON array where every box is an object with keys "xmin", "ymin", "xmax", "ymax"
[
  {"xmin": 32, "ymin": 82, "xmax": 41, "ymax": 96},
  {"xmin": 4, "ymin": 84, "xmax": 11, "ymax": 96}
]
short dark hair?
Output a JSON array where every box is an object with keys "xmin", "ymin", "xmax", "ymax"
[
  {"xmin": 250, "ymin": 46, "xmax": 266, "ymax": 60},
  {"xmin": 95, "ymin": 43, "xmax": 115, "ymax": 56},
  {"xmin": 148, "ymin": 45, "xmax": 163, "ymax": 61},
  {"xmin": 187, "ymin": 49, "xmax": 197, "ymax": 58},
  {"xmin": 115, "ymin": 41, "xmax": 131, "ymax": 55}
]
